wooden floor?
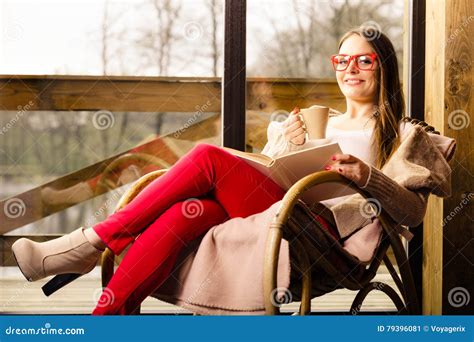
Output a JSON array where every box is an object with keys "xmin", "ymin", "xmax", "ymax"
[{"xmin": 0, "ymin": 266, "xmax": 400, "ymax": 315}]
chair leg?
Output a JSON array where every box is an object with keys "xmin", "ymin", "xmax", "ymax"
[
  {"xmin": 292, "ymin": 239, "xmax": 312, "ymax": 316},
  {"xmin": 387, "ymin": 233, "xmax": 421, "ymax": 314},
  {"xmin": 131, "ymin": 305, "xmax": 141, "ymax": 315},
  {"xmin": 378, "ymin": 216, "xmax": 420, "ymax": 314},
  {"xmin": 383, "ymin": 255, "xmax": 405, "ymax": 300},
  {"xmin": 263, "ymin": 225, "xmax": 283, "ymax": 315},
  {"xmin": 350, "ymin": 281, "xmax": 407, "ymax": 314}
]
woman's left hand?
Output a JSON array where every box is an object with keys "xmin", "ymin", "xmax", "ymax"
[{"xmin": 324, "ymin": 154, "xmax": 371, "ymax": 188}]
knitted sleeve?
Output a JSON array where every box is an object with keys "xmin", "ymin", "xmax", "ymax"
[
  {"xmin": 260, "ymin": 121, "xmax": 306, "ymax": 158},
  {"xmin": 261, "ymin": 108, "xmax": 344, "ymax": 158},
  {"xmin": 361, "ymin": 165, "xmax": 431, "ymax": 226}
]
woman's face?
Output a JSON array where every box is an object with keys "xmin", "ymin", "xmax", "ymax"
[{"xmin": 335, "ymin": 34, "xmax": 379, "ymax": 103}]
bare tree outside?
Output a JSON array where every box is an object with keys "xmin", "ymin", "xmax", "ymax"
[
  {"xmin": 248, "ymin": 0, "xmax": 403, "ymax": 78},
  {"xmin": 133, "ymin": 0, "xmax": 182, "ymax": 76},
  {"xmin": 206, "ymin": 0, "xmax": 223, "ymax": 77}
]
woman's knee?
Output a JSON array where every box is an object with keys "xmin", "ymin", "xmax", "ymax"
[
  {"xmin": 191, "ymin": 143, "xmax": 239, "ymax": 168},
  {"xmin": 186, "ymin": 143, "xmax": 234, "ymax": 170},
  {"xmin": 190, "ymin": 143, "xmax": 221, "ymax": 156}
]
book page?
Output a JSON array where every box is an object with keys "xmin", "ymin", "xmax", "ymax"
[
  {"xmin": 271, "ymin": 142, "xmax": 357, "ymax": 203},
  {"xmin": 270, "ymin": 142, "xmax": 340, "ymax": 186},
  {"xmin": 224, "ymin": 142, "xmax": 357, "ymax": 205}
]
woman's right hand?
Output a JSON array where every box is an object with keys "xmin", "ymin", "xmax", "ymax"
[{"xmin": 283, "ymin": 107, "xmax": 306, "ymax": 145}]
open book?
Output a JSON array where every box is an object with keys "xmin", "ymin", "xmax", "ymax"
[{"xmin": 221, "ymin": 142, "xmax": 356, "ymax": 204}]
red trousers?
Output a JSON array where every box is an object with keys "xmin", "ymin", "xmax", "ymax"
[
  {"xmin": 92, "ymin": 143, "xmax": 338, "ymax": 314},
  {"xmin": 92, "ymin": 143, "xmax": 289, "ymax": 314}
]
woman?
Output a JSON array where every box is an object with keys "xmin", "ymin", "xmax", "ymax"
[{"xmin": 12, "ymin": 27, "xmax": 417, "ymax": 314}]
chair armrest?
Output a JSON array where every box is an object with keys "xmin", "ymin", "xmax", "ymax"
[
  {"xmin": 113, "ymin": 169, "xmax": 169, "ymax": 211},
  {"xmin": 263, "ymin": 170, "xmax": 411, "ymax": 314},
  {"xmin": 269, "ymin": 170, "xmax": 401, "ymax": 238}
]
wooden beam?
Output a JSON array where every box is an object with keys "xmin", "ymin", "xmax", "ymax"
[
  {"xmin": 424, "ymin": 0, "xmax": 474, "ymax": 314},
  {"xmin": 424, "ymin": 0, "xmax": 447, "ymax": 316},
  {"xmin": 0, "ymin": 76, "xmax": 344, "ymax": 113},
  {"xmin": 0, "ymin": 76, "xmax": 222, "ymax": 113}
]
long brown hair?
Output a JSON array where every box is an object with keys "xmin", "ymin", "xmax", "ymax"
[{"xmin": 338, "ymin": 28, "xmax": 404, "ymax": 169}]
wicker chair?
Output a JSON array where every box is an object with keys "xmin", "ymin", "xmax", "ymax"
[{"xmin": 100, "ymin": 117, "xmax": 444, "ymax": 315}]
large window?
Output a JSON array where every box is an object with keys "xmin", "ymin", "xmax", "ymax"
[
  {"xmin": 1, "ymin": 0, "xmax": 413, "ymax": 315},
  {"xmin": 0, "ymin": 1, "xmax": 405, "ymax": 232},
  {"xmin": 0, "ymin": 0, "xmax": 224, "ymax": 235},
  {"xmin": 245, "ymin": 0, "xmax": 404, "ymax": 153},
  {"xmin": 1, "ymin": 0, "xmax": 223, "ymax": 77}
]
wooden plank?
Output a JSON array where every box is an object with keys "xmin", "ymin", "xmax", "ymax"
[
  {"xmin": 0, "ymin": 266, "xmax": 398, "ymax": 314},
  {"xmin": 247, "ymin": 79, "xmax": 345, "ymax": 113},
  {"xmin": 0, "ymin": 77, "xmax": 222, "ymax": 113},
  {"xmin": 424, "ymin": 0, "xmax": 446, "ymax": 316},
  {"xmin": 441, "ymin": 0, "xmax": 474, "ymax": 315},
  {"xmin": 0, "ymin": 76, "xmax": 344, "ymax": 113}
]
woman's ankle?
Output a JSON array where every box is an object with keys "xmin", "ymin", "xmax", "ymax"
[{"xmin": 84, "ymin": 227, "xmax": 107, "ymax": 251}]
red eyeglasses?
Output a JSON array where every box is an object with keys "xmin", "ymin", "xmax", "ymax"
[{"xmin": 330, "ymin": 53, "xmax": 378, "ymax": 71}]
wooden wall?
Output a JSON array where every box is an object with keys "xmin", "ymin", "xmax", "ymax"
[{"xmin": 425, "ymin": 0, "xmax": 473, "ymax": 314}]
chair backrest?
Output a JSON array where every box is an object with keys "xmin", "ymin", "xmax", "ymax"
[{"xmin": 401, "ymin": 116, "xmax": 440, "ymax": 134}]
